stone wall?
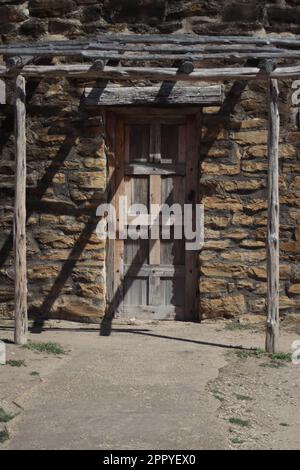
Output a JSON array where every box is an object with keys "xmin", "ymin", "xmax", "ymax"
[{"xmin": 0, "ymin": 0, "xmax": 299, "ymax": 322}]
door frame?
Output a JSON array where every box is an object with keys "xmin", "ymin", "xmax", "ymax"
[{"xmin": 105, "ymin": 107, "xmax": 201, "ymax": 320}]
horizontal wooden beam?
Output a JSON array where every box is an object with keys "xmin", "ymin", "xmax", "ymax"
[
  {"xmin": 124, "ymin": 265, "xmax": 185, "ymax": 277},
  {"xmin": 2, "ymin": 34, "xmax": 300, "ymax": 51},
  {"xmin": 1, "ymin": 64, "xmax": 300, "ymax": 81},
  {"xmin": 125, "ymin": 162, "xmax": 186, "ymax": 176},
  {"xmin": 84, "ymin": 84, "xmax": 223, "ymax": 106},
  {"xmin": 2, "ymin": 48, "xmax": 300, "ymax": 61}
]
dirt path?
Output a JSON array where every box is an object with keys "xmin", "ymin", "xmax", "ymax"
[{"xmin": 1, "ymin": 320, "xmax": 299, "ymax": 449}]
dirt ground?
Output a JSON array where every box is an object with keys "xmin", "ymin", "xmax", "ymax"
[{"xmin": 0, "ymin": 318, "xmax": 299, "ymax": 450}]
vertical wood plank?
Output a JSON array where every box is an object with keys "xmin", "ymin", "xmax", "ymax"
[
  {"xmin": 105, "ymin": 112, "xmax": 116, "ymax": 317},
  {"xmin": 114, "ymin": 115, "xmax": 125, "ymax": 315},
  {"xmin": 149, "ymin": 174, "xmax": 161, "ymax": 265},
  {"xmin": 14, "ymin": 75, "xmax": 27, "ymax": 345},
  {"xmin": 150, "ymin": 122, "xmax": 161, "ymax": 163},
  {"xmin": 266, "ymin": 79, "xmax": 280, "ymax": 353},
  {"xmin": 185, "ymin": 116, "xmax": 198, "ymax": 321}
]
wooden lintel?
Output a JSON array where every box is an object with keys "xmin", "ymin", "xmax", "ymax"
[
  {"xmin": 84, "ymin": 84, "xmax": 223, "ymax": 106},
  {"xmin": 14, "ymin": 74, "xmax": 28, "ymax": 346}
]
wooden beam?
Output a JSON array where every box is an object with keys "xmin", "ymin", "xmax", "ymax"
[
  {"xmin": 84, "ymin": 84, "xmax": 223, "ymax": 106},
  {"xmin": 2, "ymin": 64, "xmax": 300, "ymax": 80},
  {"xmin": 266, "ymin": 78, "xmax": 280, "ymax": 353},
  {"xmin": 3, "ymin": 34, "xmax": 300, "ymax": 48},
  {"xmin": 14, "ymin": 75, "xmax": 27, "ymax": 346}
]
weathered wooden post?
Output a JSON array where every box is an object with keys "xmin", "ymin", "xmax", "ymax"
[
  {"xmin": 266, "ymin": 78, "xmax": 280, "ymax": 353},
  {"xmin": 14, "ymin": 74, "xmax": 28, "ymax": 345}
]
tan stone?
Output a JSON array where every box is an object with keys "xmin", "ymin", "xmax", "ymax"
[
  {"xmin": 286, "ymin": 132, "xmax": 300, "ymax": 143},
  {"xmin": 201, "ymin": 162, "xmax": 240, "ymax": 175},
  {"xmin": 203, "ymin": 240, "xmax": 231, "ymax": 250},
  {"xmin": 205, "ymin": 215, "xmax": 230, "ymax": 228},
  {"xmin": 279, "ymin": 144, "xmax": 297, "ymax": 158},
  {"xmin": 254, "ymin": 214, "xmax": 267, "ymax": 226},
  {"xmin": 280, "ymin": 193, "xmax": 300, "ymax": 206},
  {"xmin": 201, "ymin": 147, "xmax": 228, "ymax": 158},
  {"xmin": 78, "ymin": 283, "xmax": 105, "ymax": 298},
  {"xmin": 289, "ymin": 209, "xmax": 300, "ymax": 224},
  {"xmin": 39, "ymin": 215, "xmax": 56, "ymax": 225},
  {"xmin": 201, "ymin": 262, "xmax": 247, "ymax": 278},
  {"xmin": 36, "ymin": 231, "xmax": 75, "ymax": 248},
  {"xmin": 53, "ymin": 295, "xmax": 104, "ymax": 319},
  {"xmin": 28, "ymin": 264, "xmax": 60, "ymax": 279},
  {"xmin": 202, "ymin": 196, "xmax": 243, "ymax": 211},
  {"xmin": 232, "ymin": 213, "xmax": 254, "ymax": 226},
  {"xmin": 27, "ymin": 214, "xmax": 39, "ymax": 225},
  {"xmin": 251, "ymin": 264, "xmax": 291, "ymax": 280},
  {"xmin": 204, "ymin": 229, "xmax": 220, "ymax": 239},
  {"xmin": 52, "ymin": 172, "xmax": 66, "ymax": 184},
  {"xmin": 283, "ymin": 163, "xmax": 300, "ymax": 173},
  {"xmin": 232, "ymin": 118, "xmax": 265, "ymax": 130},
  {"xmin": 279, "ymin": 296, "xmax": 300, "ymax": 309},
  {"xmin": 280, "ymin": 264, "xmax": 292, "ymax": 279},
  {"xmin": 281, "ymin": 241, "xmax": 300, "ymax": 253},
  {"xmin": 243, "ymin": 199, "xmax": 267, "ymax": 212},
  {"xmin": 255, "ymin": 283, "xmax": 267, "ymax": 294},
  {"xmin": 248, "ymin": 298, "xmax": 266, "ymax": 313},
  {"xmin": 226, "ymin": 229, "xmax": 248, "ymax": 240},
  {"xmin": 291, "ymin": 176, "xmax": 300, "ymax": 190},
  {"xmin": 234, "ymin": 130, "xmax": 267, "ymax": 145},
  {"xmin": 199, "ymin": 279, "xmax": 228, "ymax": 293},
  {"xmin": 236, "ymin": 280, "xmax": 254, "ymax": 289},
  {"xmin": 295, "ymin": 228, "xmax": 300, "ymax": 241},
  {"xmin": 201, "ymin": 294, "xmax": 246, "ymax": 319},
  {"xmin": 288, "ymin": 284, "xmax": 300, "ymax": 294},
  {"xmin": 202, "ymin": 106, "xmax": 221, "ymax": 114},
  {"xmin": 240, "ymin": 239, "xmax": 265, "ymax": 248},
  {"xmin": 251, "ymin": 266, "xmax": 266, "ymax": 280},
  {"xmin": 247, "ymin": 143, "xmax": 297, "ymax": 159},
  {"xmin": 69, "ymin": 171, "xmax": 105, "ymax": 189},
  {"xmin": 84, "ymin": 158, "xmax": 105, "ymax": 169},
  {"xmin": 247, "ymin": 145, "xmax": 266, "ymax": 158},
  {"xmin": 39, "ymin": 134, "xmax": 66, "ymax": 144},
  {"xmin": 199, "ymin": 251, "xmax": 217, "ymax": 261},
  {"xmin": 219, "ymin": 179, "xmax": 265, "ymax": 192},
  {"xmin": 241, "ymin": 161, "xmax": 268, "ymax": 172},
  {"xmin": 221, "ymin": 250, "xmax": 266, "ymax": 262}
]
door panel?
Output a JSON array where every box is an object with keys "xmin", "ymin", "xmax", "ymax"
[{"xmin": 107, "ymin": 111, "xmax": 198, "ymax": 320}]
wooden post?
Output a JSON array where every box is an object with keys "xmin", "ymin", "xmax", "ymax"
[
  {"xmin": 14, "ymin": 74, "xmax": 27, "ymax": 345},
  {"xmin": 266, "ymin": 78, "xmax": 280, "ymax": 353}
]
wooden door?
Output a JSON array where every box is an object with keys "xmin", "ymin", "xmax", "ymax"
[{"xmin": 106, "ymin": 111, "xmax": 198, "ymax": 320}]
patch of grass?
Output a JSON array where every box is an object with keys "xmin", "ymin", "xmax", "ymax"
[
  {"xmin": 231, "ymin": 437, "xmax": 244, "ymax": 444},
  {"xmin": 270, "ymin": 352, "xmax": 292, "ymax": 362},
  {"xmin": 23, "ymin": 341, "xmax": 65, "ymax": 355},
  {"xmin": 225, "ymin": 322, "xmax": 253, "ymax": 331},
  {"xmin": 0, "ymin": 427, "xmax": 9, "ymax": 443},
  {"xmin": 6, "ymin": 359, "xmax": 26, "ymax": 367},
  {"xmin": 259, "ymin": 361, "xmax": 284, "ymax": 369},
  {"xmin": 228, "ymin": 417, "xmax": 251, "ymax": 428},
  {"xmin": 30, "ymin": 371, "xmax": 40, "ymax": 376},
  {"xmin": 235, "ymin": 348, "xmax": 264, "ymax": 359},
  {"xmin": 235, "ymin": 394, "xmax": 253, "ymax": 401},
  {"xmin": 0, "ymin": 408, "xmax": 14, "ymax": 423},
  {"xmin": 213, "ymin": 393, "xmax": 225, "ymax": 402}
]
